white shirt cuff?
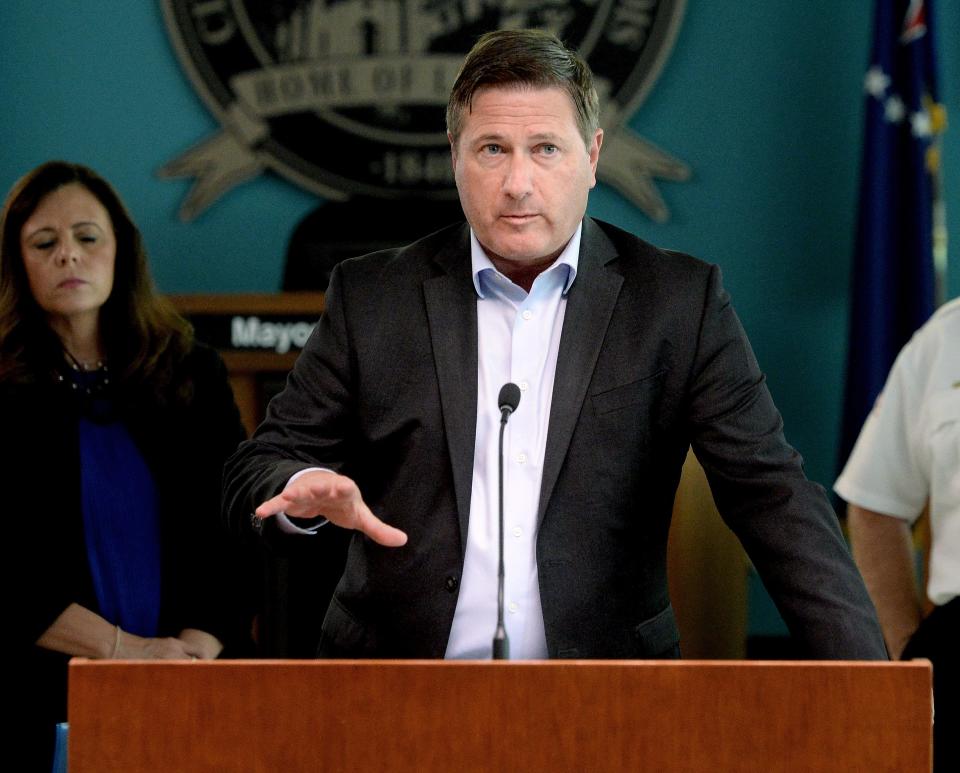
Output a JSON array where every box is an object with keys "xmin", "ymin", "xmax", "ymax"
[{"xmin": 275, "ymin": 467, "xmax": 332, "ymax": 535}]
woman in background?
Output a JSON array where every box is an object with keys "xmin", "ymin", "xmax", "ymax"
[{"xmin": 0, "ymin": 161, "xmax": 251, "ymax": 769}]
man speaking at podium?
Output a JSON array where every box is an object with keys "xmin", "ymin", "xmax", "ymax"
[{"xmin": 224, "ymin": 29, "xmax": 886, "ymax": 661}]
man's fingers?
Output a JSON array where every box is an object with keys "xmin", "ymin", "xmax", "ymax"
[
  {"xmin": 254, "ymin": 473, "xmax": 406, "ymax": 547},
  {"xmin": 254, "ymin": 475, "xmax": 339, "ymax": 519},
  {"xmin": 254, "ymin": 493, "xmax": 289, "ymax": 519},
  {"xmin": 356, "ymin": 507, "xmax": 408, "ymax": 547}
]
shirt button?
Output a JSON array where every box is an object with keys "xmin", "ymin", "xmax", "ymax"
[
  {"xmin": 516, "ymin": 453, "xmax": 527, "ymax": 464},
  {"xmin": 519, "ymin": 381, "xmax": 529, "ymax": 392},
  {"xmin": 521, "ymin": 309, "xmax": 533, "ymax": 320},
  {"xmin": 512, "ymin": 526, "xmax": 522, "ymax": 538},
  {"xmin": 444, "ymin": 576, "xmax": 458, "ymax": 592},
  {"xmin": 508, "ymin": 602, "xmax": 518, "ymax": 614}
]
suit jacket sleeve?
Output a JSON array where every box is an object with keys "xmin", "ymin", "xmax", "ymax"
[
  {"xmin": 687, "ymin": 264, "xmax": 886, "ymax": 659},
  {"xmin": 223, "ymin": 263, "xmax": 356, "ymax": 541}
]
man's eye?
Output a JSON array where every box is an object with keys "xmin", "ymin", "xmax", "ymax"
[
  {"xmin": 482, "ymin": 144, "xmax": 502, "ymax": 155},
  {"xmin": 540, "ymin": 144, "xmax": 559, "ymax": 155}
]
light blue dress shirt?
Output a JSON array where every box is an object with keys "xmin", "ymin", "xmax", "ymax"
[{"xmin": 444, "ymin": 225, "xmax": 581, "ymax": 659}]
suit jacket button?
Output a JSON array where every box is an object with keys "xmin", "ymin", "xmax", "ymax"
[{"xmin": 445, "ymin": 576, "xmax": 458, "ymax": 592}]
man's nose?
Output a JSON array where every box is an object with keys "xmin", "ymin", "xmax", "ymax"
[{"xmin": 502, "ymin": 154, "xmax": 533, "ymax": 200}]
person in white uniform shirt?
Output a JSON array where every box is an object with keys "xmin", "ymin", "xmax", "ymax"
[{"xmin": 836, "ymin": 297, "xmax": 960, "ymax": 772}]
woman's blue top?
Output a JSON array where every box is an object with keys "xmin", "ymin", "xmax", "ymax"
[{"xmin": 77, "ymin": 384, "xmax": 162, "ymax": 638}]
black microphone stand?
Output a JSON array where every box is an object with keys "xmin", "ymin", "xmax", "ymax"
[{"xmin": 493, "ymin": 383, "xmax": 520, "ymax": 659}]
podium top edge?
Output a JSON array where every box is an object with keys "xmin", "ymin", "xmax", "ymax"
[{"xmin": 68, "ymin": 658, "xmax": 928, "ymax": 670}]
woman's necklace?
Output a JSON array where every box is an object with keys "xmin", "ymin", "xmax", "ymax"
[
  {"xmin": 62, "ymin": 347, "xmax": 107, "ymax": 373},
  {"xmin": 59, "ymin": 347, "xmax": 111, "ymax": 398}
]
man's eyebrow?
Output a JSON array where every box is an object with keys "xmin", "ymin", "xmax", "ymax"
[
  {"xmin": 471, "ymin": 131, "xmax": 563, "ymax": 143},
  {"xmin": 472, "ymin": 132, "xmax": 507, "ymax": 143}
]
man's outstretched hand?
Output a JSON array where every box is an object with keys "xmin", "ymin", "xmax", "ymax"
[{"xmin": 255, "ymin": 470, "xmax": 407, "ymax": 547}]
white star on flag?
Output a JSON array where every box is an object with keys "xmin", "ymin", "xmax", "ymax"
[
  {"xmin": 910, "ymin": 110, "xmax": 932, "ymax": 137},
  {"xmin": 884, "ymin": 95, "xmax": 906, "ymax": 123},
  {"xmin": 864, "ymin": 65, "xmax": 890, "ymax": 97}
]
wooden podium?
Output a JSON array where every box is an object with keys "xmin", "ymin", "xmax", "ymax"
[{"xmin": 68, "ymin": 659, "xmax": 931, "ymax": 772}]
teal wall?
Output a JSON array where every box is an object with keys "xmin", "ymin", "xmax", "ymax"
[{"xmin": 1, "ymin": 2, "xmax": 958, "ymax": 492}]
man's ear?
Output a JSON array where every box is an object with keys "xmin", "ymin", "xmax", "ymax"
[
  {"xmin": 588, "ymin": 128, "xmax": 603, "ymax": 185},
  {"xmin": 448, "ymin": 132, "xmax": 458, "ymax": 172}
]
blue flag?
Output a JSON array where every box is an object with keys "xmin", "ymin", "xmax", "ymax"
[{"xmin": 839, "ymin": 0, "xmax": 946, "ymax": 468}]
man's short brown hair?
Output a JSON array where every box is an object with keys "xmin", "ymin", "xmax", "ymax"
[{"xmin": 446, "ymin": 29, "xmax": 600, "ymax": 147}]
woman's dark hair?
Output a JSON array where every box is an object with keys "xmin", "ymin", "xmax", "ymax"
[{"xmin": 0, "ymin": 161, "xmax": 193, "ymax": 400}]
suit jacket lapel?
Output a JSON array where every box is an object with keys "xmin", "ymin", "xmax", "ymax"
[
  {"xmin": 538, "ymin": 218, "xmax": 622, "ymax": 523},
  {"xmin": 423, "ymin": 226, "xmax": 478, "ymax": 553}
]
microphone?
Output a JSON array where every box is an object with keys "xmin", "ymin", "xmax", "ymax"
[
  {"xmin": 498, "ymin": 382, "xmax": 521, "ymax": 421},
  {"xmin": 493, "ymin": 382, "xmax": 521, "ymax": 660}
]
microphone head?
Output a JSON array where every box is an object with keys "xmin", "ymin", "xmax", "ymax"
[{"xmin": 498, "ymin": 382, "xmax": 521, "ymax": 414}]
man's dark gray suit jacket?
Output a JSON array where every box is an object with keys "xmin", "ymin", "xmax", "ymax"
[{"xmin": 223, "ymin": 217, "xmax": 886, "ymax": 660}]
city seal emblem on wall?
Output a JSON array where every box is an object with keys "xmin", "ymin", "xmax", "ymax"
[{"xmin": 161, "ymin": 0, "xmax": 690, "ymax": 222}]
